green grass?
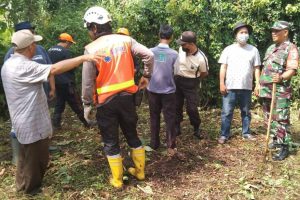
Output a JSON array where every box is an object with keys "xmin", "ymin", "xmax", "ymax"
[{"xmin": 0, "ymin": 104, "xmax": 300, "ymax": 199}]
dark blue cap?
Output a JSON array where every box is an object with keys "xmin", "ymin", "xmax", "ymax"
[{"xmin": 14, "ymin": 21, "xmax": 36, "ymax": 32}]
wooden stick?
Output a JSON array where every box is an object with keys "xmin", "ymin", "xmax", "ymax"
[{"xmin": 264, "ymin": 83, "xmax": 277, "ymax": 161}]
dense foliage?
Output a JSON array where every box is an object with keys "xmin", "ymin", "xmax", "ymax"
[{"xmin": 0, "ymin": 0, "xmax": 299, "ymax": 120}]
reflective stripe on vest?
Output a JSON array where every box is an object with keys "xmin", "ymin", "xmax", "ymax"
[{"xmin": 97, "ymin": 79, "xmax": 135, "ymax": 94}]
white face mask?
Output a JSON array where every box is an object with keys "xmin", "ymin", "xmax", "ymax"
[{"xmin": 236, "ymin": 34, "xmax": 249, "ymax": 45}]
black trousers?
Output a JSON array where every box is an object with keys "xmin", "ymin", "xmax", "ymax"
[
  {"xmin": 16, "ymin": 138, "xmax": 49, "ymax": 194},
  {"xmin": 96, "ymin": 94, "xmax": 142, "ymax": 156},
  {"xmin": 53, "ymin": 83, "xmax": 87, "ymax": 125},
  {"xmin": 175, "ymin": 76, "xmax": 201, "ymax": 129},
  {"xmin": 148, "ymin": 91, "xmax": 176, "ymax": 149}
]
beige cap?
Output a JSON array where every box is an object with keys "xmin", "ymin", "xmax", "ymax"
[{"xmin": 12, "ymin": 29, "xmax": 43, "ymax": 50}]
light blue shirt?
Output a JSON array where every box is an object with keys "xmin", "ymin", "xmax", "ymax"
[{"xmin": 148, "ymin": 43, "xmax": 178, "ymax": 94}]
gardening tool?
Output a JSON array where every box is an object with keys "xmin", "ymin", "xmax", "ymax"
[{"xmin": 264, "ymin": 83, "xmax": 276, "ymax": 161}]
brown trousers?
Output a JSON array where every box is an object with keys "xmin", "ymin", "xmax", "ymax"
[{"xmin": 16, "ymin": 138, "xmax": 49, "ymax": 194}]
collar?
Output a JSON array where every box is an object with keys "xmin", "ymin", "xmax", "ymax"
[
  {"xmin": 234, "ymin": 42, "xmax": 249, "ymax": 48},
  {"xmin": 191, "ymin": 49, "xmax": 198, "ymax": 56},
  {"xmin": 275, "ymin": 40, "xmax": 290, "ymax": 47},
  {"xmin": 13, "ymin": 52, "xmax": 30, "ymax": 60},
  {"xmin": 158, "ymin": 43, "xmax": 169, "ymax": 48},
  {"xmin": 283, "ymin": 40, "xmax": 290, "ymax": 45}
]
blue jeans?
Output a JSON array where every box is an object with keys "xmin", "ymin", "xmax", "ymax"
[{"xmin": 220, "ymin": 90, "xmax": 252, "ymax": 138}]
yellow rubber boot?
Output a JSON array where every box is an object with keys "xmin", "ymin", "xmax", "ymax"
[
  {"xmin": 107, "ymin": 156, "xmax": 123, "ymax": 188},
  {"xmin": 128, "ymin": 147, "xmax": 145, "ymax": 180}
]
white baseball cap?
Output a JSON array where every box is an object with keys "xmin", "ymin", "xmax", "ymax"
[{"xmin": 12, "ymin": 29, "xmax": 43, "ymax": 50}]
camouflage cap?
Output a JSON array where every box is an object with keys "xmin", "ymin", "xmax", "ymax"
[{"xmin": 271, "ymin": 21, "xmax": 290, "ymax": 30}]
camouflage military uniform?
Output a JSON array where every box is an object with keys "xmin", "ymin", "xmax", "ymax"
[{"xmin": 259, "ymin": 40, "xmax": 299, "ymax": 145}]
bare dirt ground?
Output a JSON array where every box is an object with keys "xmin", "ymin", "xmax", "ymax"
[{"xmin": 0, "ymin": 103, "xmax": 299, "ymax": 200}]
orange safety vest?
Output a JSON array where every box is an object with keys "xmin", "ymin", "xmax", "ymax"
[{"xmin": 85, "ymin": 34, "xmax": 138, "ymax": 104}]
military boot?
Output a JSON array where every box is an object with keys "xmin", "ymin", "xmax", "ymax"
[
  {"xmin": 268, "ymin": 140, "xmax": 281, "ymax": 149},
  {"xmin": 193, "ymin": 126, "xmax": 203, "ymax": 140},
  {"xmin": 272, "ymin": 144, "xmax": 289, "ymax": 161}
]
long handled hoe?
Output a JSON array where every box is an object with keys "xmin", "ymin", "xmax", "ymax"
[{"xmin": 264, "ymin": 83, "xmax": 276, "ymax": 162}]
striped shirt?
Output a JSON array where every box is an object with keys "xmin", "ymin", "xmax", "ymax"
[{"xmin": 1, "ymin": 53, "xmax": 52, "ymax": 144}]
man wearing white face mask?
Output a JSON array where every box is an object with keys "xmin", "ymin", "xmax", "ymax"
[{"xmin": 218, "ymin": 22, "xmax": 261, "ymax": 144}]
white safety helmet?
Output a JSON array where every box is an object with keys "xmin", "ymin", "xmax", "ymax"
[{"xmin": 83, "ymin": 6, "xmax": 112, "ymax": 27}]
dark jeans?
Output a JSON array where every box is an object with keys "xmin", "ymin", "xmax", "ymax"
[
  {"xmin": 16, "ymin": 138, "xmax": 49, "ymax": 194},
  {"xmin": 175, "ymin": 76, "xmax": 201, "ymax": 129},
  {"xmin": 96, "ymin": 94, "xmax": 142, "ymax": 156},
  {"xmin": 220, "ymin": 90, "xmax": 252, "ymax": 138},
  {"xmin": 148, "ymin": 91, "xmax": 176, "ymax": 149},
  {"xmin": 53, "ymin": 83, "xmax": 87, "ymax": 126}
]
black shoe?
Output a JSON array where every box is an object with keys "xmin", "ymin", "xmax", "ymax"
[
  {"xmin": 269, "ymin": 137, "xmax": 280, "ymax": 149},
  {"xmin": 52, "ymin": 114, "xmax": 62, "ymax": 129},
  {"xmin": 49, "ymin": 145, "xmax": 59, "ymax": 153},
  {"xmin": 83, "ymin": 121, "xmax": 91, "ymax": 128},
  {"xmin": 268, "ymin": 141, "xmax": 281, "ymax": 149},
  {"xmin": 53, "ymin": 125, "xmax": 62, "ymax": 131},
  {"xmin": 148, "ymin": 143, "xmax": 159, "ymax": 150},
  {"xmin": 175, "ymin": 124, "xmax": 181, "ymax": 136},
  {"xmin": 193, "ymin": 128, "xmax": 203, "ymax": 140},
  {"xmin": 272, "ymin": 145, "xmax": 289, "ymax": 161}
]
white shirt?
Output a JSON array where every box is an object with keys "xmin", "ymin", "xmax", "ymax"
[
  {"xmin": 174, "ymin": 47, "xmax": 209, "ymax": 78},
  {"xmin": 1, "ymin": 53, "xmax": 52, "ymax": 144},
  {"xmin": 218, "ymin": 43, "xmax": 261, "ymax": 90}
]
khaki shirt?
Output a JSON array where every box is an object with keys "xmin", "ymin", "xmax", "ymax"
[{"xmin": 174, "ymin": 47, "xmax": 209, "ymax": 78}]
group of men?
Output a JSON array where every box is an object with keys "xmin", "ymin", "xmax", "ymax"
[
  {"xmin": 147, "ymin": 26, "xmax": 209, "ymax": 158},
  {"xmin": 3, "ymin": 22, "xmax": 92, "ymax": 166},
  {"xmin": 1, "ymin": 5, "xmax": 298, "ymax": 194},
  {"xmin": 218, "ymin": 21, "xmax": 299, "ymax": 163}
]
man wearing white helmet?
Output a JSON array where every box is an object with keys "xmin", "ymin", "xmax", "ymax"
[{"xmin": 82, "ymin": 6, "xmax": 154, "ymax": 188}]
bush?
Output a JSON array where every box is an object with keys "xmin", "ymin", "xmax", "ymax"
[{"xmin": 0, "ymin": 0, "xmax": 299, "ymax": 119}]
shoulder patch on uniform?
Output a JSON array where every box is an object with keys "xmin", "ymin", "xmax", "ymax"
[
  {"xmin": 291, "ymin": 51, "xmax": 298, "ymax": 60},
  {"xmin": 290, "ymin": 47, "xmax": 299, "ymax": 60}
]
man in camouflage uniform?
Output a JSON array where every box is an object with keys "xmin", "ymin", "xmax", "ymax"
[{"xmin": 259, "ymin": 21, "xmax": 299, "ymax": 161}]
